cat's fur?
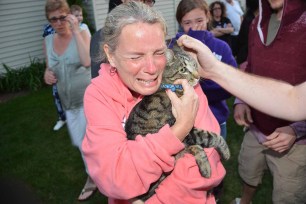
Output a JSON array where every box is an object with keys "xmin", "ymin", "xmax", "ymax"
[{"xmin": 125, "ymin": 44, "xmax": 230, "ymax": 201}]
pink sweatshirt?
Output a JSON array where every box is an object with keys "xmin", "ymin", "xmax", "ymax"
[{"xmin": 82, "ymin": 64, "xmax": 226, "ymax": 204}]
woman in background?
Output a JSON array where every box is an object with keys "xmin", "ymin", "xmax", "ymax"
[
  {"xmin": 209, "ymin": 1, "xmax": 234, "ymax": 46},
  {"xmin": 43, "ymin": 0, "xmax": 96, "ymax": 201}
]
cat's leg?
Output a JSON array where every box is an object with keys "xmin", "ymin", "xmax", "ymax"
[
  {"xmin": 188, "ymin": 128, "xmax": 231, "ymax": 161},
  {"xmin": 187, "ymin": 145, "xmax": 211, "ymax": 178}
]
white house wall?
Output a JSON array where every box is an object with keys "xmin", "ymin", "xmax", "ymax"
[
  {"xmin": 0, "ymin": 0, "xmax": 246, "ymax": 74},
  {"xmin": 0, "ymin": 0, "xmax": 47, "ymax": 74},
  {"xmin": 90, "ymin": 0, "xmax": 179, "ymax": 39}
]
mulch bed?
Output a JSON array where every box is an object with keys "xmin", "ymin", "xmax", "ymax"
[{"xmin": 0, "ymin": 91, "xmax": 29, "ymax": 103}]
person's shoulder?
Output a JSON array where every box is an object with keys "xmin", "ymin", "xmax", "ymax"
[
  {"xmin": 42, "ymin": 24, "xmax": 55, "ymax": 38},
  {"xmin": 80, "ymin": 23, "xmax": 89, "ymax": 29},
  {"xmin": 222, "ymin": 16, "xmax": 231, "ymax": 22},
  {"xmin": 44, "ymin": 33, "xmax": 55, "ymax": 42},
  {"xmin": 210, "ymin": 37, "xmax": 233, "ymax": 55}
]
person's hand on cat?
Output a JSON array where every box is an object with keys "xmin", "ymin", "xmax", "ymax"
[
  {"xmin": 177, "ymin": 35, "xmax": 221, "ymax": 79},
  {"xmin": 166, "ymin": 79, "xmax": 199, "ymax": 141}
]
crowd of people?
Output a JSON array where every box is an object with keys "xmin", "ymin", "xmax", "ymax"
[{"xmin": 42, "ymin": 0, "xmax": 306, "ymax": 203}]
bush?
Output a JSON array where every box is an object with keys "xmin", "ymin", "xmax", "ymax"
[{"xmin": 0, "ymin": 58, "xmax": 46, "ymax": 93}]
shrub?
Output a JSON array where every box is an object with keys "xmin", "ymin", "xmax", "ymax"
[{"xmin": 0, "ymin": 58, "xmax": 46, "ymax": 93}]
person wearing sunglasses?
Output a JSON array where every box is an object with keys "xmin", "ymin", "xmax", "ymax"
[{"xmin": 43, "ymin": 0, "xmax": 95, "ymax": 201}]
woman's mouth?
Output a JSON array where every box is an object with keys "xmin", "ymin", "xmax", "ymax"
[{"xmin": 137, "ymin": 78, "xmax": 157, "ymax": 86}]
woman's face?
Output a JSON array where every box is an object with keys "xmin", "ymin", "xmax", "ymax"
[
  {"xmin": 106, "ymin": 22, "xmax": 167, "ymax": 96},
  {"xmin": 181, "ymin": 8, "xmax": 209, "ymax": 33},
  {"xmin": 212, "ymin": 4, "xmax": 222, "ymax": 18},
  {"xmin": 48, "ymin": 10, "xmax": 69, "ymax": 34}
]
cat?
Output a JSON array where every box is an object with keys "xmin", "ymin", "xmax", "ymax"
[{"xmin": 125, "ymin": 43, "xmax": 230, "ymax": 201}]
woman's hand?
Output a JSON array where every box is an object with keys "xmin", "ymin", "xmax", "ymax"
[
  {"xmin": 44, "ymin": 68, "xmax": 57, "ymax": 85},
  {"xmin": 166, "ymin": 79, "xmax": 199, "ymax": 141},
  {"xmin": 177, "ymin": 35, "xmax": 220, "ymax": 79},
  {"xmin": 65, "ymin": 14, "xmax": 80, "ymax": 34}
]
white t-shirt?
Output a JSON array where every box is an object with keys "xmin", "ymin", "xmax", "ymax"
[
  {"xmin": 223, "ymin": 0, "xmax": 244, "ymax": 36},
  {"xmin": 80, "ymin": 23, "xmax": 91, "ymax": 37}
]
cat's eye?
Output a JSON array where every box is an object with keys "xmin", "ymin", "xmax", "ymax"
[{"xmin": 179, "ymin": 68, "xmax": 186, "ymax": 73}]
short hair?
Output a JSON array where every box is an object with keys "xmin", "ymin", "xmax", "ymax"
[
  {"xmin": 101, "ymin": 1, "xmax": 167, "ymax": 63},
  {"xmin": 70, "ymin": 4, "xmax": 82, "ymax": 13},
  {"xmin": 45, "ymin": 0, "xmax": 70, "ymax": 20},
  {"xmin": 209, "ymin": 1, "xmax": 227, "ymax": 18},
  {"xmin": 176, "ymin": 0, "xmax": 210, "ymax": 24}
]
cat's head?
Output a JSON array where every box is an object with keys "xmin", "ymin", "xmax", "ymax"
[{"xmin": 162, "ymin": 43, "xmax": 200, "ymax": 88}]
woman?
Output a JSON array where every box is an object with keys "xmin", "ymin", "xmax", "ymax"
[
  {"xmin": 209, "ymin": 1, "xmax": 234, "ymax": 46},
  {"xmin": 43, "ymin": 0, "xmax": 95, "ymax": 201},
  {"xmin": 82, "ymin": 2, "xmax": 225, "ymax": 204},
  {"xmin": 172, "ymin": 0, "xmax": 237, "ymax": 139}
]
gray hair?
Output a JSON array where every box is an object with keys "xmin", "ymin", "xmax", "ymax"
[{"xmin": 101, "ymin": 1, "xmax": 167, "ymax": 62}]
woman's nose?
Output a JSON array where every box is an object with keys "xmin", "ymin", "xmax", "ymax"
[{"xmin": 144, "ymin": 55, "xmax": 157, "ymax": 74}]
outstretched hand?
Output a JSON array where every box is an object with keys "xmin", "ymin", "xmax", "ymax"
[{"xmin": 176, "ymin": 35, "xmax": 220, "ymax": 79}]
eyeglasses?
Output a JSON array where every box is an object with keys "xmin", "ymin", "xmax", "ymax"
[
  {"xmin": 144, "ymin": 0, "xmax": 155, "ymax": 6},
  {"xmin": 213, "ymin": 7, "xmax": 221, "ymax": 11},
  {"xmin": 48, "ymin": 15, "xmax": 67, "ymax": 23}
]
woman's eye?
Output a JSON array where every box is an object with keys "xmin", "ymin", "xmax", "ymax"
[
  {"xmin": 155, "ymin": 51, "xmax": 165, "ymax": 56},
  {"xmin": 130, "ymin": 56, "xmax": 142, "ymax": 60}
]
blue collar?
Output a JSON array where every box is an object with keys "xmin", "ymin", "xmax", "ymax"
[{"xmin": 160, "ymin": 84, "xmax": 183, "ymax": 92}]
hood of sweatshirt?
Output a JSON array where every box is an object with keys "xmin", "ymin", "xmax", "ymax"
[
  {"xmin": 90, "ymin": 63, "xmax": 143, "ymax": 119},
  {"xmin": 257, "ymin": 0, "xmax": 306, "ymax": 45}
]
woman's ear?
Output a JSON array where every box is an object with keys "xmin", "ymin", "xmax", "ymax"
[{"xmin": 104, "ymin": 44, "xmax": 116, "ymax": 67}]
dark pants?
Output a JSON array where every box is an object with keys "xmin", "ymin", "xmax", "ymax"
[
  {"xmin": 230, "ymin": 35, "xmax": 239, "ymax": 57},
  {"xmin": 52, "ymin": 84, "xmax": 66, "ymax": 121}
]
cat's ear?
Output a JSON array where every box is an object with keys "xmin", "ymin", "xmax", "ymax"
[
  {"xmin": 103, "ymin": 44, "xmax": 116, "ymax": 67},
  {"xmin": 165, "ymin": 49, "xmax": 174, "ymax": 63}
]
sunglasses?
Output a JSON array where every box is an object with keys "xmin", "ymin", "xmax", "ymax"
[
  {"xmin": 144, "ymin": 0, "xmax": 155, "ymax": 6},
  {"xmin": 48, "ymin": 15, "xmax": 67, "ymax": 23}
]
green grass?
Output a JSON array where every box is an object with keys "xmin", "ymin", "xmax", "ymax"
[{"xmin": 0, "ymin": 88, "xmax": 272, "ymax": 204}]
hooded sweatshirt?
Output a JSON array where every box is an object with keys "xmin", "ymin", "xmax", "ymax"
[
  {"xmin": 244, "ymin": 0, "xmax": 306, "ymax": 138},
  {"xmin": 170, "ymin": 30, "xmax": 237, "ymax": 125},
  {"xmin": 82, "ymin": 64, "xmax": 225, "ymax": 204}
]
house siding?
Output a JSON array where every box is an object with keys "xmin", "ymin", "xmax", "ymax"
[
  {"xmin": 88, "ymin": 0, "xmax": 179, "ymax": 39},
  {"xmin": 0, "ymin": 0, "xmax": 47, "ymax": 74},
  {"xmin": 0, "ymin": 0, "xmax": 246, "ymax": 74}
]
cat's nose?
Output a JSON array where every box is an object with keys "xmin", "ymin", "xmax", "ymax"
[{"xmin": 192, "ymin": 71, "xmax": 200, "ymax": 79}]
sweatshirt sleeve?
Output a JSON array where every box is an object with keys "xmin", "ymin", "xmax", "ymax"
[
  {"xmin": 82, "ymin": 83, "xmax": 185, "ymax": 199},
  {"xmin": 146, "ymin": 149, "xmax": 225, "ymax": 204}
]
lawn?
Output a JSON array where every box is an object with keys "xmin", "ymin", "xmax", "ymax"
[{"xmin": 0, "ymin": 87, "xmax": 272, "ymax": 204}]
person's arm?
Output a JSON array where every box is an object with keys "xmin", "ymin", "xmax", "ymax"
[
  {"xmin": 82, "ymin": 74, "xmax": 221, "ymax": 201},
  {"xmin": 177, "ymin": 34, "xmax": 306, "ymax": 121},
  {"xmin": 146, "ymin": 149, "xmax": 225, "ymax": 204},
  {"xmin": 217, "ymin": 23, "xmax": 234, "ymax": 35},
  {"xmin": 43, "ymin": 39, "xmax": 57, "ymax": 85},
  {"xmin": 201, "ymin": 42, "xmax": 237, "ymax": 102},
  {"xmin": 83, "ymin": 89, "xmax": 183, "ymax": 199},
  {"xmin": 133, "ymin": 86, "xmax": 224, "ymax": 204},
  {"xmin": 66, "ymin": 14, "xmax": 91, "ymax": 67}
]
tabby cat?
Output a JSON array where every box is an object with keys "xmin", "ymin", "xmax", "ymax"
[{"xmin": 125, "ymin": 44, "xmax": 230, "ymax": 201}]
